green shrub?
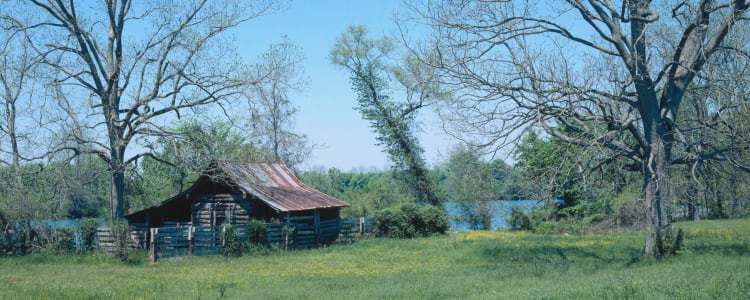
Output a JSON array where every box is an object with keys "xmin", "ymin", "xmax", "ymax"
[
  {"xmin": 111, "ymin": 221, "xmax": 130, "ymax": 262},
  {"xmin": 507, "ymin": 206, "xmax": 532, "ymax": 231},
  {"xmin": 241, "ymin": 220, "xmax": 275, "ymax": 256},
  {"xmin": 583, "ymin": 214, "xmax": 606, "ymax": 224},
  {"xmin": 241, "ymin": 242, "xmax": 273, "ymax": 256},
  {"xmin": 247, "ymin": 219, "xmax": 267, "ymax": 245},
  {"xmin": 79, "ymin": 218, "xmax": 100, "ymax": 251},
  {"xmin": 656, "ymin": 227, "xmax": 684, "ymax": 257},
  {"xmin": 281, "ymin": 224, "xmax": 295, "ymax": 251},
  {"xmin": 420, "ymin": 205, "xmax": 449, "ymax": 235},
  {"xmin": 51, "ymin": 227, "xmax": 74, "ymax": 254},
  {"xmin": 401, "ymin": 203, "xmax": 422, "ymax": 234},
  {"xmin": 374, "ymin": 206, "xmax": 404, "ymax": 238},
  {"xmin": 221, "ymin": 224, "xmax": 241, "ymax": 257},
  {"xmin": 375, "ymin": 203, "xmax": 449, "ymax": 238}
]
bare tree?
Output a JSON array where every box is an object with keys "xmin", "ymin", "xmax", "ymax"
[
  {"xmin": 0, "ymin": 15, "xmax": 36, "ymax": 248},
  {"xmin": 0, "ymin": 18, "xmax": 34, "ymax": 185},
  {"xmin": 1, "ymin": 14, "xmax": 71, "ymax": 251},
  {"xmin": 247, "ymin": 40, "xmax": 311, "ymax": 170},
  {"xmin": 12, "ymin": 0, "xmax": 284, "ymax": 221},
  {"xmin": 406, "ymin": 0, "xmax": 749, "ymax": 255}
]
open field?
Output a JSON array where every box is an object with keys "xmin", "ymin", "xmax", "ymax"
[{"xmin": 2, "ymin": 219, "xmax": 749, "ymax": 299}]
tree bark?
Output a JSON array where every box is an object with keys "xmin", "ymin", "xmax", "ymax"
[
  {"xmin": 110, "ymin": 168, "xmax": 125, "ymax": 221},
  {"xmin": 641, "ymin": 136, "xmax": 670, "ymax": 255},
  {"xmin": 110, "ymin": 145, "xmax": 126, "ymax": 221}
]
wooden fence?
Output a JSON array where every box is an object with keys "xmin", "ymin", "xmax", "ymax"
[
  {"xmin": 340, "ymin": 217, "xmax": 376, "ymax": 242},
  {"xmin": 148, "ymin": 226, "xmax": 224, "ymax": 260},
  {"xmin": 123, "ymin": 217, "xmax": 375, "ymax": 262},
  {"xmin": 95, "ymin": 225, "xmax": 146, "ymax": 252}
]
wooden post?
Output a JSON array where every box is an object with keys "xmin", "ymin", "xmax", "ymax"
[
  {"xmin": 285, "ymin": 212, "xmax": 291, "ymax": 251},
  {"xmin": 187, "ymin": 226, "xmax": 194, "ymax": 257},
  {"xmin": 314, "ymin": 209, "xmax": 321, "ymax": 245},
  {"xmin": 360, "ymin": 217, "xmax": 365, "ymax": 235},
  {"xmin": 149, "ymin": 228, "xmax": 158, "ymax": 263}
]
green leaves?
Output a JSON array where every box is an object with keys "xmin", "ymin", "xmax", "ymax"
[{"xmin": 330, "ymin": 25, "xmax": 442, "ymax": 205}]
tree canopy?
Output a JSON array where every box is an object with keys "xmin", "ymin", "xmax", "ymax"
[{"xmin": 330, "ymin": 25, "xmax": 444, "ymax": 206}]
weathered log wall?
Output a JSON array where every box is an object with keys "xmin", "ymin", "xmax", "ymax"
[{"xmin": 191, "ymin": 194, "xmax": 251, "ymax": 227}]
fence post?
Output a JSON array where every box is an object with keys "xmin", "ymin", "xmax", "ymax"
[
  {"xmin": 360, "ymin": 217, "xmax": 365, "ymax": 235},
  {"xmin": 221, "ymin": 225, "xmax": 225, "ymax": 246},
  {"xmin": 188, "ymin": 226, "xmax": 194, "ymax": 257},
  {"xmin": 149, "ymin": 228, "xmax": 158, "ymax": 263}
]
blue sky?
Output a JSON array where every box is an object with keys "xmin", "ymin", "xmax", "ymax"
[{"xmin": 234, "ymin": 0, "xmax": 456, "ymax": 172}]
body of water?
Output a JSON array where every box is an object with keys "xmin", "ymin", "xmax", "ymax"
[{"xmin": 445, "ymin": 200, "xmax": 543, "ymax": 231}]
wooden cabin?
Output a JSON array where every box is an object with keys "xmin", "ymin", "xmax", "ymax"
[{"xmin": 125, "ymin": 161, "xmax": 349, "ymax": 245}]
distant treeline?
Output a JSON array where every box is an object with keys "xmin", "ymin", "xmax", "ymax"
[{"xmin": 2, "ymin": 131, "xmax": 749, "ymax": 241}]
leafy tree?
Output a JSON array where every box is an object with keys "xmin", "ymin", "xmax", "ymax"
[
  {"xmin": 159, "ymin": 120, "xmax": 265, "ymax": 174},
  {"xmin": 130, "ymin": 120, "xmax": 266, "ymax": 211},
  {"xmin": 514, "ymin": 129, "xmax": 640, "ymax": 224},
  {"xmin": 487, "ymin": 159, "xmax": 517, "ymax": 200},
  {"xmin": 513, "ymin": 130, "xmax": 585, "ymax": 213},
  {"xmin": 300, "ymin": 168, "xmax": 413, "ymax": 217},
  {"xmin": 57, "ymin": 156, "xmax": 110, "ymax": 218},
  {"xmin": 330, "ymin": 25, "xmax": 443, "ymax": 206},
  {"xmin": 407, "ymin": 0, "xmax": 750, "ymax": 255},
  {"xmin": 444, "ymin": 145, "xmax": 496, "ymax": 229}
]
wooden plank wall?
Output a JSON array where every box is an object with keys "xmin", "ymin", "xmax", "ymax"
[
  {"xmin": 266, "ymin": 223, "xmax": 284, "ymax": 245},
  {"xmin": 190, "ymin": 226, "xmax": 223, "ymax": 256},
  {"xmin": 288, "ymin": 215, "xmax": 316, "ymax": 248},
  {"xmin": 152, "ymin": 226, "xmax": 190, "ymax": 259},
  {"xmin": 96, "ymin": 225, "xmax": 147, "ymax": 252},
  {"xmin": 191, "ymin": 194, "xmax": 251, "ymax": 227},
  {"xmin": 95, "ymin": 227, "xmax": 116, "ymax": 252},
  {"xmin": 129, "ymin": 222, "xmax": 148, "ymax": 249}
]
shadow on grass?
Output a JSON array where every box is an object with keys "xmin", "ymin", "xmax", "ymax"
[
  {"xmin": 688, "ymin": 242, "xmax": 750, "ymax": 256},
  {"xmin": 479, "ymin": 244, "xmax": 634, "ymax": 265}
]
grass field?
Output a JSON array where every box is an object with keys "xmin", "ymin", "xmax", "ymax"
[{"xmin": 2, "ymin": 219, "xmax": 749, "ymax": 299}]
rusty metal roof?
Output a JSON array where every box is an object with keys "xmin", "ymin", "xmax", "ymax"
[{"xmin": 218, "ymin": 161, "xmax": 349, "ymax": 212}]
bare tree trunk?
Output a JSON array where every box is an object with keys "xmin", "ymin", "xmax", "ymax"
[
  {"xmin": 110, "ymin": 169, "xmax": 125, "ymax": 221},
  {"xmin": 643, "ymin": 177, "xmax": 670, "ymax": 253},
  {"xmin": 641, "ymin": 112, "xmax": 671, "ymax": 255},
  {"xmin": 731, "ymin": 170, "xmax": 740, "ymax": 217},
  {"xmin": 109, "ymin": 145, "xmax": 126, "ymax": 221},
  {"xmin": 715, "ymin": 178, "xmax": 725, "ymax": 218},
  {"xmin": 688, "ymin": 193, "xmax": 701, "ymax": 221}
]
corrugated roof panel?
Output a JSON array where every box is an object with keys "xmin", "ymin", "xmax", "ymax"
[
  {"xmin": 217, "ymin": 161, "xmax": 349, "ymax": 212},
  {"xmin": 263, "ymin": 163, "xmax": 294, "ymax": 188},
  {"xmin": 251, "ymin": 164, "xmax": 269, "ymax": 186},
  {"xmin": 257, "ymin": 163, "xmax": 279, "ymax": 187},
  {"xmin": 273, "ymin": 163, "xmax": 301, "ymax": 187},
  {"xmin": 224, "ymin": 164, "xmax": 240, "ymax": 181},
  {"xmin": 236, "ymin": 163, "xmax": 262, "ymax": 186}
]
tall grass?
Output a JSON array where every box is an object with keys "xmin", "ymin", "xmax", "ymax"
[{"xmin": 1, "ymin": 219, "xmax": 748, "ymax": 299}]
